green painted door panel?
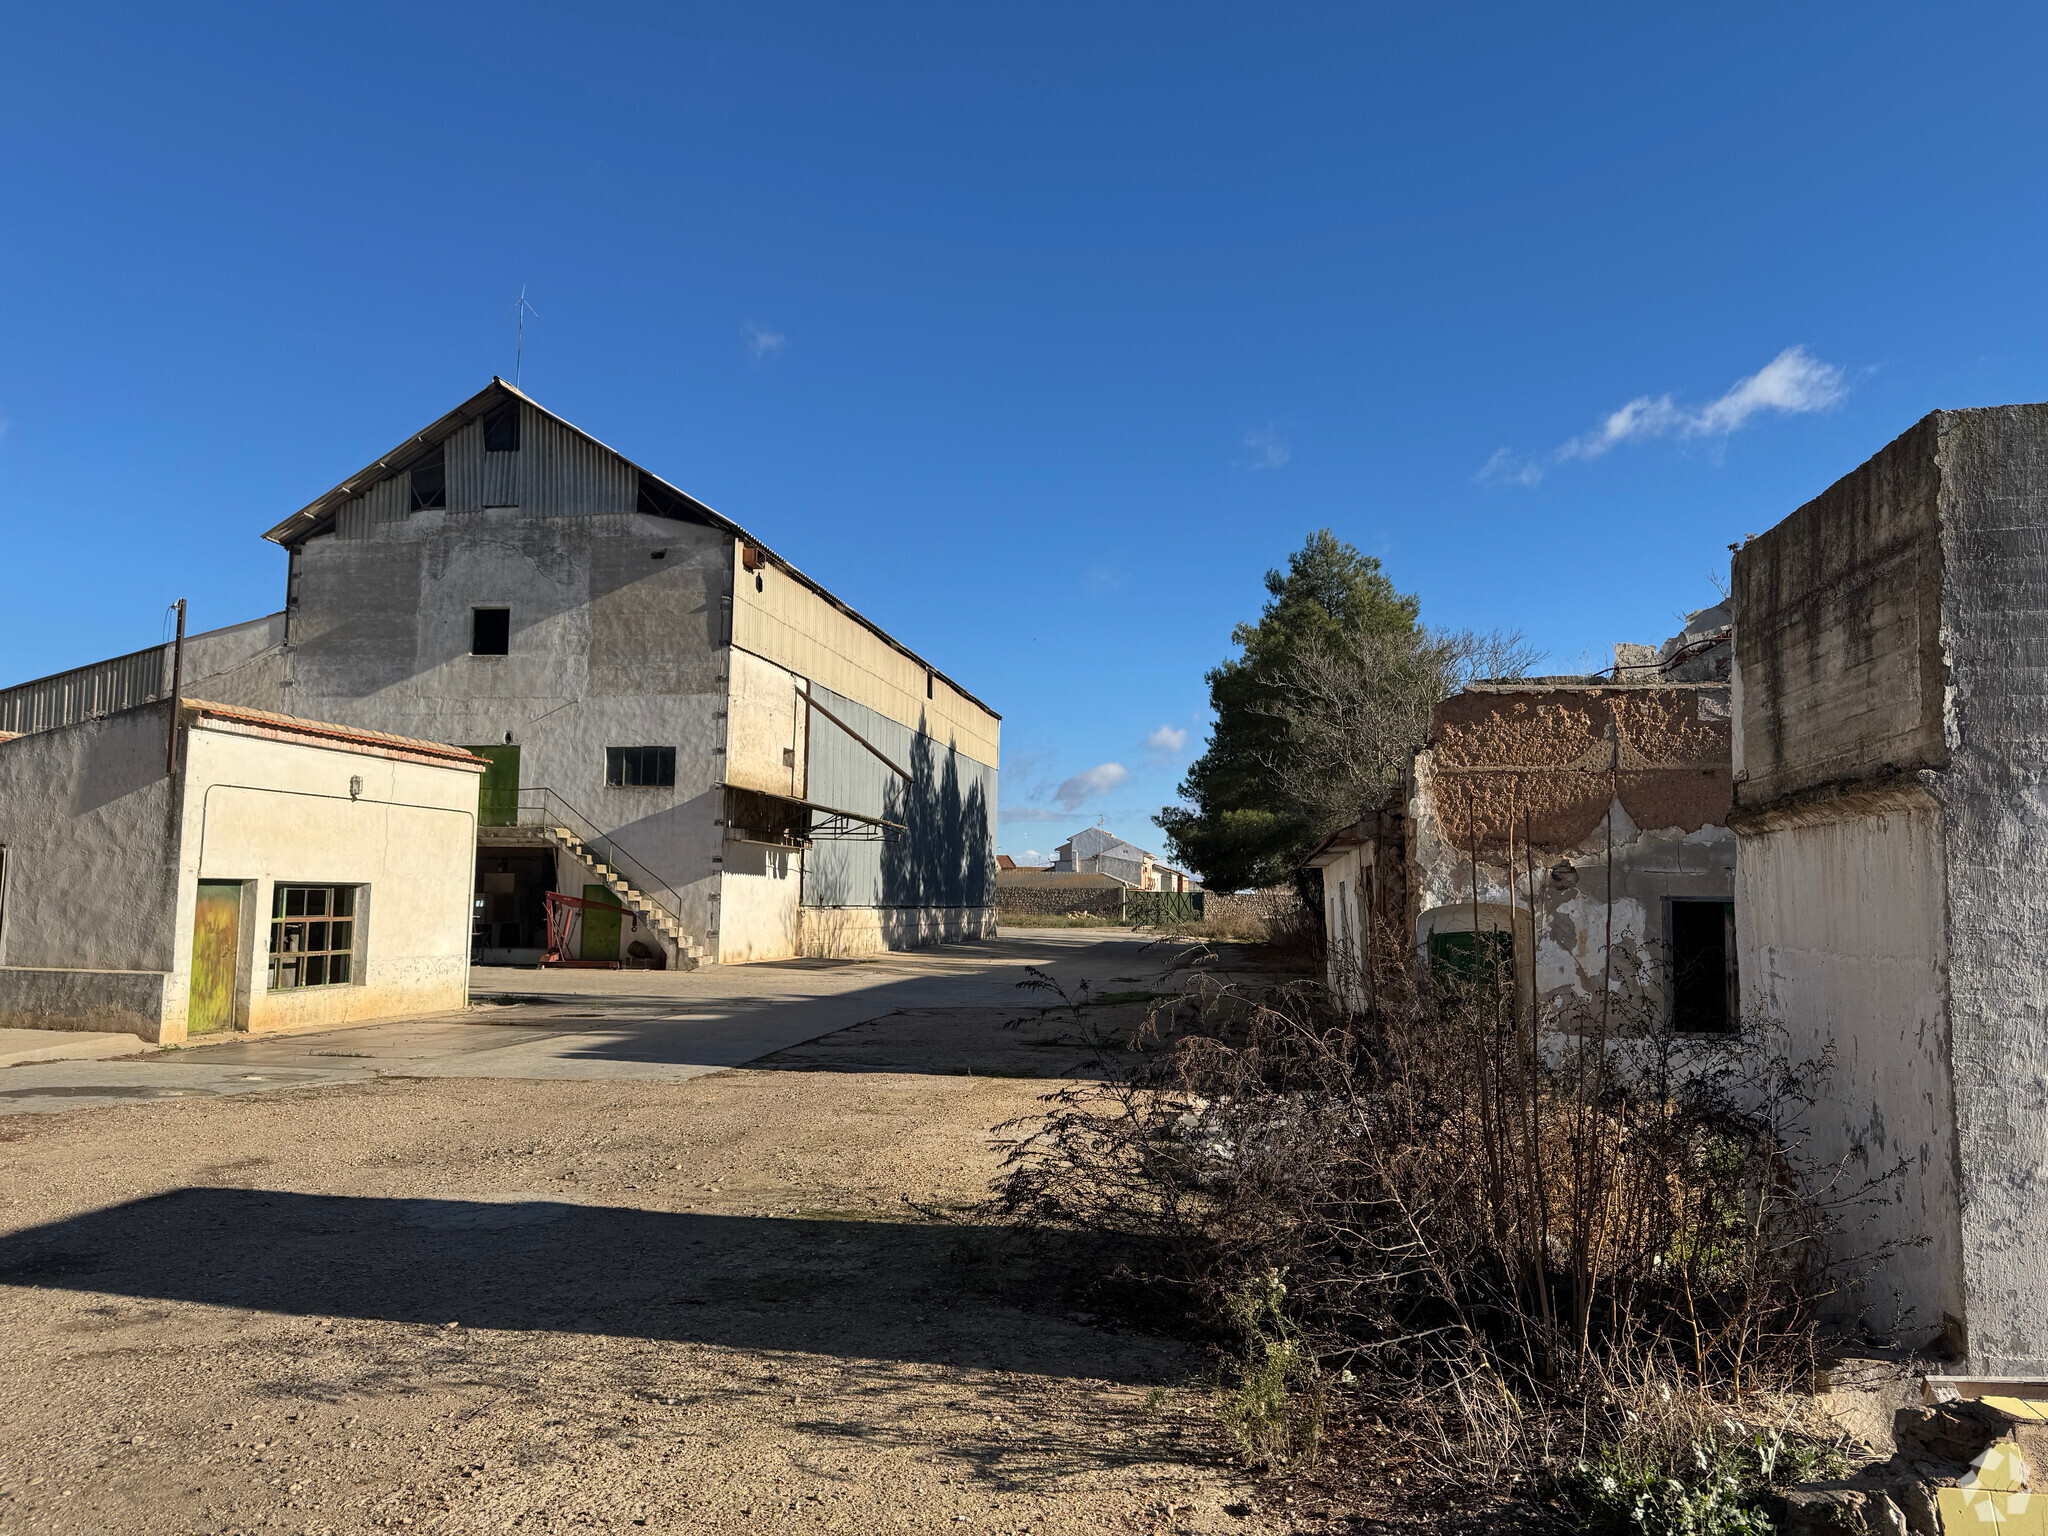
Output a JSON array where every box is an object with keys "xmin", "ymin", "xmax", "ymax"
[
  {"xmin": 581, "ymin": 885, "xmax": 622, "ymax": 962},
  {"xmin": 189, "ymin": 881, "xmax": 242, "ymax": 1035},
  {"xmin": 469, "ymin": 745, "xmax": 521, "ymax": 827}
]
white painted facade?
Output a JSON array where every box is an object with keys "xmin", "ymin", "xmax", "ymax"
[{"xmin": 0, "ymin": 700, "xmax": 484, "ymax": 1043}]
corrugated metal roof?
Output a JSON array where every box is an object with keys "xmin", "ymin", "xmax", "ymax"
[
  {"xmin": 261, "ymin": 378, "xmax": 999, "ymax": 720},
  {"xmin": 184, "ymin": 699, "xmax": 489, "ymax": 767}
]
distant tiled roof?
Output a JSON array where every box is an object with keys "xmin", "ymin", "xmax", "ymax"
[{"xmin": 184, "ymin": 699, "xmax": 489, "ymax": 768}]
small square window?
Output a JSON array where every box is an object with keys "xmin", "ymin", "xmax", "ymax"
[
  {"xmin": 471, "ymin": 608, "xmax": 510, "ymax": 656},
  {"xmin": 606, "ymin": 746, "xmax": 676, "ymax": 787},
  {"xmin": 268, "ymin": 885, "xmax": 361, "ymax": 990}
]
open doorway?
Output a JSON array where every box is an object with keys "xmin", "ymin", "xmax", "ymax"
[
  {"xmin": 473, "ymin": 849, "xmax": 554, "ymax": 965},
  {"xmin": 1667, "ymin": 898, "xmax": 1736, "ymax": 1033}
]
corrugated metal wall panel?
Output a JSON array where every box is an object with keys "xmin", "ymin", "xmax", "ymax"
[
  {"xmin": 444, "ymin": 420, "xmax": 485, "ymax": 512},
  {"xmin": 520, "ymin": 404, "xmax": 633, "ymax": 517},
  {"xmin": 334, "ymin": 476, "xmax": 407, "ymax": 539},
  {"xmin": 0, "ymin": 645, "xmax": 171, "ymax": 736},
  {"xmin": 366, "ymin": 475, "xmax": 408, "ymax": 527},
  {"xmin": 483, "ymin": 448, "xmax": 519, "ymax": 507},
  {"xmin": 801, "ymin": 683, "xmax": 997, "ymax": 911}
]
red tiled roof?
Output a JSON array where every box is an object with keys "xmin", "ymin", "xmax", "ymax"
[{"xmin": 183, "ymin": 699, "xmax": 489, "ymax": 768}]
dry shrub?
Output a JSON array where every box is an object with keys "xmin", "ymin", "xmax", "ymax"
[{"xmin": 992, "ymin": 940, "xmax": 1904, "ymax": 1500}]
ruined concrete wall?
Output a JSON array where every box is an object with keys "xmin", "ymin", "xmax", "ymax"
[
  {"xmin": 1732, "ymin": 403, "xmax": 2048, "ymax": 1372},
  {"xmin": 1411, "ymin": 685, "xmax": 1735, "ymax": 1019},
  {"xmin": 1731, "ymin": 417, "xmax": 1947, "ymax": 809},
  {"xmin": 1928, "ymin": 406, "xmax": 2048, "ymax": 1372},
  {"xmin": 1735, "ymin": 788, "xmax": 1961, "ymax": 1341}
]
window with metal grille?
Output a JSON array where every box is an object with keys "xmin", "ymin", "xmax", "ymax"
[
  {"xmin": 606, "ymin": 746, "xmax": 675, "ymax": 787},
  {"xmin": 269, "ymin": 884, "xmax": 359, "ymax": 989}
]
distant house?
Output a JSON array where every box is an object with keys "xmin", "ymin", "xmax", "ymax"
[{"xmin": 1051, "ymin": 829, "xmax": 1195, "ymax": 892}]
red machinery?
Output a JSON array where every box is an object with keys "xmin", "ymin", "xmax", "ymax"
[{"xmin": 541, "ymin": 888, "xmax": 623, "ymax": 968}]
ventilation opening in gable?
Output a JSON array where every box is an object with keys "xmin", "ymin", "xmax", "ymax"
[
  {"xmin": 636, "ymin": 472, "xmax": 711, "ymax": 525},
  {"xmin": 482, "ymin": 402, "xmax": 520, "ymax": 453},
  {"xmin": 409, "ymin": 444, "xmax": 446, "ymax": 510}
]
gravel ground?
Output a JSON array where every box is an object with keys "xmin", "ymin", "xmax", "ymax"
[{"xmin": 0, "ymin": 1003, "xmax": 1271, "ymax": 1536}]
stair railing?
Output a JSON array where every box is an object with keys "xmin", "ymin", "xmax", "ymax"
[{"xmin": 510, "ymin": 787, "xmax": 695, "ymax": 942}]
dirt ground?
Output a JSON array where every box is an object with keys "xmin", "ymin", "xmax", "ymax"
[{"xmin": 0, "ymin": 1000, "xmax": 1289, "ymax": 1536}]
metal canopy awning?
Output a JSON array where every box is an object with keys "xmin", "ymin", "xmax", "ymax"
[{"xmin": 720, "ymin": 784, "xmax": 906, "ymax": 841}]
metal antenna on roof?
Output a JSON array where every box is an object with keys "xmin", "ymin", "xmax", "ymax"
[{"xmin": 514, "ymin": 287, "xmax": 540, "ymax": 386}]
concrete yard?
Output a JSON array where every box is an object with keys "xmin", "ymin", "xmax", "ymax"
[{"xmin": 0, "ymin": 933, "xmax": 1276, "ymax": 1535}]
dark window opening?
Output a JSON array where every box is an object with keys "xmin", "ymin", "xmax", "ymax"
[
  {"xmin": 606, "ymin": 746, "xmax": 676, "ymax": 788},
  {"xmin": 1428, "ymin": 929, "xmax": 1514, "ymax": 993},
  {"xmin": 471, "ymin": 607, "xmax": 510, "ymax": 656},
  {"xmin": 636, "ymin": 472, "xmax": 712, "ymax": 525},
  {"xmin": 1669, "ymin": 899, "xmax": 1737, "ymax": 1032},
  {"xmin": 482, "ymin": 402, "xmax": 520, "ymax": 453},
  {"xmin": 409, "ymin": 444, "xmax": 446, "ymax": 510},
  {"xmin": 926, "ymin": 669, "xmax": 934, "ymax": 699},
  {"xmin": 269, "ymin": 884, "xmax": 358, "ymax": 989}
]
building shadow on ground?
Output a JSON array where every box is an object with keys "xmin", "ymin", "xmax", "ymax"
[{"xmin": 0, "ymin": 1188, "xmax": 1182, "ymax": 1386}]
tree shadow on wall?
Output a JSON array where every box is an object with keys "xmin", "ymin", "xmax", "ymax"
[{"xmin": 879, "ymin": 716, "xmax": 993, "ymax": 920}]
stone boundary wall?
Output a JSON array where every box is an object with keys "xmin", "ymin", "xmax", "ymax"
[{"xmin": 995, "ymin": 885, "xmax": 1125, "ymax": 919}]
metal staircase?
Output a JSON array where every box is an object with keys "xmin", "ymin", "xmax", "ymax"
[
  {"xmin": 543, "ymin": 825, "xmax": 706, "ymax": 968},
  {"xmin": 494, "ymin": 787, "xmax": 707, "ymax": 968}
]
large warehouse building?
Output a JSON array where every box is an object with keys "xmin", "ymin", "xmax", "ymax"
[{"xmin": 0, "ymin": 379, "xmax": 999, "ymax": 972}]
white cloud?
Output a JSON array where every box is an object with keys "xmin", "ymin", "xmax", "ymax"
[
  {"xmin": 1476, "ymin": 447, "xmax": 1545, "ymax": 486},
  {"xmin": 1055, "ymin": 762, "xmax": 1129, "ymax": 810},
  {"xmin": 1242, "ymin": 426, "xmax": 1291, "ymax": 470},
  {"xmin": 1557, "ymin": 393, "xmax": 1686, "ymax": 462},
  {"xmin": 1483, "ymin": 347, "xmax": 1847, "ymax": 486},
  {"xmin": 743, "ymin": 322, "xmax": 785, "ymax": 359},
  {"xmin": 1687, "ymin": 346, "xmax": 1847, "ymax": 435},
  {"xmin": 1146, "ymin": 725, "xmax": 1188, "ymax": 754},
  {"xmin": 1000, "ymin": 805, "xmax": 1080, "ymax": 824}
]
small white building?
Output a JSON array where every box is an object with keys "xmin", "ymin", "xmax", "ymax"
[{"xmin": 0, "ymin": 697, "xmax": 486, "ymax": 1044}]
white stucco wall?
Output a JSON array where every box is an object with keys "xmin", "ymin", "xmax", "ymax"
[
  {"xmin": 1735, "ymin": 796, "xmax": 1963, "ymax": 1342},
  {"xmin": 0, "ymin": 706, "xmax": 480, "ymax": 1042},
  {"xmin": 0, "ymin": 704, "xmax": 182, "ymax": 1035},
  {"xmin": 168, "ymin": 719, "xmax": 482, "ymax": 1040}
]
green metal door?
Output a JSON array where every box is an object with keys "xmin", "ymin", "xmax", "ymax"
[
  {"xmin": 468, "ymin": 745, "xmax": 521, "ymax": 827},
  {"xmin": 581, "ymin": 885, "xmax": 622, "ymax": 962},
  {"xmin": 189, "ymin": 881, "xmax": 241, "ymax": 1035}
]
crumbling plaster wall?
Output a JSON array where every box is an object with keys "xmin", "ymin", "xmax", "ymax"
[
  {"xmin": 1928, "ymin": 407, "xmax": 2048, "ymax": 1372},
  {"xmin": 1732, "ymin": 404, "xmax": 2048, "ymax": 1372},
  {"xmin": 1411, "ymin": 686, "xmax": 1734, "ymax": 1018}
]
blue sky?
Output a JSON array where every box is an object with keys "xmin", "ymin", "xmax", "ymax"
[{"xmin": 3, "ymin": 4, "xmax": 2046, "ymax": 862}]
